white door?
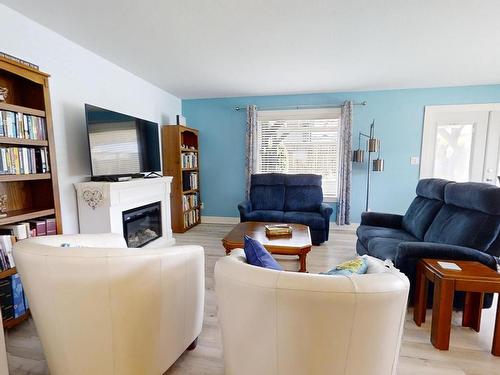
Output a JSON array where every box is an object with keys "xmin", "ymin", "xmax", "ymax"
[{"xmin": 421, "ymin": 104, "xmax": 500, "ymax": 184}]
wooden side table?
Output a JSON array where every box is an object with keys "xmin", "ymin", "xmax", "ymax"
[{"xmin": 413, "ymin": 258, "xmax": 500, "ymax": 355}]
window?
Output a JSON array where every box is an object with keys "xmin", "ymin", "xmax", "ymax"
[{"xmin": 256, "ymin": 108, "xmax": 341, "ymax": 199}]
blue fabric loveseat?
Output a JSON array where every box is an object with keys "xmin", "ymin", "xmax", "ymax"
[
  {"xmin": 238, "ymin": 173, "xmax": 333, "ymax": 245},
  {"xmin": 356, "ymin": 178, "xmax": 500, "ymax": 306}
]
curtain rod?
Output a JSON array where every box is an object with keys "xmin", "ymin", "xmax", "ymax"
[{"xmin": 234, "ymin": 101, "xmax": 367, "ymax": 111}]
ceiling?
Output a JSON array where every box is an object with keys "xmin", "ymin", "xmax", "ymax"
[{"xmin": 2, "ymin": 0, "xmax": 500, "ymax": 99}]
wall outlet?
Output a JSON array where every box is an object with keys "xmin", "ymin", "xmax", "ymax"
[{"xmin": 410, "ymin": 156, "xmax": 420, "ymax": 165}]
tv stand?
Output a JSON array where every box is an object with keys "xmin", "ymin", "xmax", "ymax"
[{"xmin": 144, "ymin": 172, "xmax": 162, "ymax": 179}]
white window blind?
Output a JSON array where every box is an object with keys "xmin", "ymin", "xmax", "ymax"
[{"xmin": 256, "ymin": 108, "xmax": 341, "ymax": 199}]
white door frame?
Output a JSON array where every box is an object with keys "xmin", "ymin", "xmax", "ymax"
[{"xmin": 420, "ymin": 103, "xmax": 500, "ymax": 180}]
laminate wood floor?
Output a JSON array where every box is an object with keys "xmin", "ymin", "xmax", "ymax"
[{"xmin": 5, "ymin": 224, "xmax": 500, "ymax": 374}]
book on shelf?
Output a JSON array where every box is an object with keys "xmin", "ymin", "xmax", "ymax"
[
  {"xmin": 182, "ymin": 171, "xmax": 198, "ymax": 191},
  {"xmin": 29, "ymin": 220, "xmax": 46, "ymax": 236},
  {"xmin": 0, "ymin": 224, "xmax": 28, "ymax": 241},
  {"xmin": 182, "ymin": 193, "xmax": 199, "ymax": 211},
  {"xmin": 0, "ymin": 110, "xmax": 47, "ymax": 140},
  {"xmin": 181, "ymin": 152, "xmax": 198, "ymax": 169},
  {"xmin": 11, "ymin": 273, "xmax": 26, "ymax": 318},
  {"xmin": 45, "ymin": 217, "xmax": 56, "ymax": 235},
  {"xmin": 0, "ymin": 146, "xmax": 50, "ymax": 175},
  {"xmin": 184, "ymin": 208, "xmax": 200, "ymax": 228},
  {"xmin": 0, "ymin": 235, "xmax": 15, "ymax": 271},
  {"xmin": 0, "ymin": 277, "xmax": 14, "ymax": 322}
]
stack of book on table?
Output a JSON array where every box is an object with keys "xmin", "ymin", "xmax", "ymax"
[{"xmin": 265, "ymin": 224, "xmax": 293, "ymax": 237}]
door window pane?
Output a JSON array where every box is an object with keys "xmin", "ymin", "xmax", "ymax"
[{"xmin": 433, "ymin": 123, "xmax": 473, "ymax": 182}]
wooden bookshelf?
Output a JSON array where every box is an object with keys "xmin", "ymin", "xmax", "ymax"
[
  {"xmin": 0, "ymin": 55, "xmax": 62, "ymax": 329},
  {"xmin": 162, "ymin": 125, "xmax": 201, "ymax": 233}
]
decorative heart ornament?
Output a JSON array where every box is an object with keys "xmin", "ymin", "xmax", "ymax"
[{"xmin": 82, "ymin": 189, "xmax": 104, "ymax": 210}]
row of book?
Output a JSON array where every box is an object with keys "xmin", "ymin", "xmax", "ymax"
[
  {"xmin": 181, "ymin": 152, "xmax": 198, "ymax": 169},
  {"xmin": 182, "ymin": 172, "xmax": 198, "ymax": 191},
  {"xmin": 182, "ymin": 193, "xmax": 199, "ymax": 211},
  {"xmin": 0, "ymin": 110, "xmax": 47, "ymax": 140},
  {"xmin": 184, "ymin": 209, "xmax": 200, "ymax": 228},
  {"xmin": 0, "ymin": 146, "xmax": 50, "ymax": 175},
  {"xmin": 0, "ymin": 274, "xmax": 28, "ymax": 323},
  {"xmin": 0, "ymin": 218, "xmax": 56, "ymax": 271}
]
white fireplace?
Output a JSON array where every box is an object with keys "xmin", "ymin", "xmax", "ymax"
[{"xmin": 74, "ymin": 177, "xmax": 175, "ymax": 248}]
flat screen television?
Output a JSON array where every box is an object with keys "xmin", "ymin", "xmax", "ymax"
[{"xmin": 85, "ymin": 104, "xmax": 161, "ymax": 178}]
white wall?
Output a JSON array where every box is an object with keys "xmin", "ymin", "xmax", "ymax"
[{"xmin": 0, "ymin": 4, "xmax": 181, "ymax": 233}]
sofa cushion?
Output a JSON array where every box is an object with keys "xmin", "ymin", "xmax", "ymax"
[
  {"xmin": 250, "ymin": 185, "xmax": 285, "ymax": 211},
  {"xmin": 402, "ymin": 197, "xmax": 444, "ymax": 240},
  {"xmin": 444, "ymin": 182, "xmax": 500, "ymax": 215},
  {"xmin": 245, "ymin": 210, "xmax": 284, "ymax": 222},
  {"xmin": 283, "ymin": 211, "xmax": 325, "ymax": 230},
  {"xmin": 251, "ymin": 173, "xmax": 286, "ymax": 186},
  {"xmin": 284, "ymin": 186, "xmax": 323, "ymax": 212},
  {"xmin": 357, "ymin": 225, "xmax": 418, "ymax": 248},
  {"xmin": 367, "ymin": 237, "xmax": 402, "ymax": 262},
  {"xmin": 424, "ymin": 205, "xmax": 500, "ymax": 251},
  {"xmin": 285, "ymin": 174, "xmax": 322, "ymax": 187},
  {"xmin": 416, "ymin": 178, "xmax": 449, "ymax": 200},
  {"xmin": 243, "ymin": 235, "xmax": 283, "ymax": 271}
]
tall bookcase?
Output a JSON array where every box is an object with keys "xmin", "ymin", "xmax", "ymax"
[
  {"xmin": 0, "ymin": 56, "xmax": 61, "ymax": 328},
  {"xmin": 162, "ymin": 125, "xmax": 201, "ymax": 233}
]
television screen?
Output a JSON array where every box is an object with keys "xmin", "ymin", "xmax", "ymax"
[{"xmin": 85, "ymin": 104, "xmax": 161, "ymax": 177}]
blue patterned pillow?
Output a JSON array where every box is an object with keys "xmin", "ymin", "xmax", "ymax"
[
  {"xmin": 243, "ymin": 235, "xmax": 283, "ymax": 271},
  {"xmin": 321, "ymin": 257, "xmax": 368, "ymax": 276}
]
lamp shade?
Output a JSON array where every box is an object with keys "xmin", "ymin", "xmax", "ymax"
[
  {"xmin": 352, "ymin": 149, "xmax": 364, "ymax": 163},
  {"xmin": 368, "ymin": 138, "xmax": 380, "ymax": 152},
  {"xmin": 373, "ymin": 158, "xmax": 384, "ymax": 171}
]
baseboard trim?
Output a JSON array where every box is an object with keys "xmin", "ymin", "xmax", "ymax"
[{"xmin": 201, "ymin": 216, "xmax": 240, "ymax": 224}]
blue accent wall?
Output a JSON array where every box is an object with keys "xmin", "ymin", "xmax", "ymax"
[{"xmin": 182, "ymin": 85, "xmax": 500, "ymax": 222}]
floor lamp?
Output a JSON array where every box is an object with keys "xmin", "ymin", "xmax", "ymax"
[{"xmin": 353, "ymin": 120, "xmax": 384, "ymax": 211}]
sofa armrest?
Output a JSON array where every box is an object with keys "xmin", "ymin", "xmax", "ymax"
[
  {"xmin": 360, "ymin": 211, "xmax": 403, "ymax": 229},
  {"xmin": 395, "ymin": 242, "xmax": 498, "ymax": 272},
  {"xmin": 237, "ymin": 200, "xmax": 252, "ymax": 221},
  {"xmin": 319, "ymin": 202, "xmax": 333, "ymax": 219}
]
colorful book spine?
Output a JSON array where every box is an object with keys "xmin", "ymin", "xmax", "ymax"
[{"xmin": 11, "ymin": 274, "xmax": 26, "ymax": 318}]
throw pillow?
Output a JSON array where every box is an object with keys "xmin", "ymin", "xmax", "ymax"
[
  {"xmin": 321, "ymin": 257, "xmax": 368, "ymax": 276},
  {"xmin": 243, "ymin": 235, "xmax": 283, "ymax": 271}
]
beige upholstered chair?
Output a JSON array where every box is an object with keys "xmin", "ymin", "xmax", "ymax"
[
  {"xmin": 13, "ymin": 233, "xmax": 204, "ymax": 375},
  {"xmin": 215, "ymin": 250, "xmax": 409, "ymax": 375}
]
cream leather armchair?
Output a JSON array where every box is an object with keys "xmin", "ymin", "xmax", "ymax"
[
  {"xmin": 215, "ymin": 251, "xmax": 409, "ymax": 375},
  {"xmin": 13, "ymin": 233, "xmax": 204, "ymax": 375}
]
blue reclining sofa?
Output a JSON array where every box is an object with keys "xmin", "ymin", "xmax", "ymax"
[
  {"xmin": 238, "ymin": 173, "xmax": 333, "ymax": 245},
  {"xmin": 357, "ymin": 178, "xmax": 500, "ymax": 307}
]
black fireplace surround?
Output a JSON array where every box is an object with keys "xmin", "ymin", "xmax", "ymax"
[{"xmin": 122, "ymin": 202, "xmax": 162, "ymax": 247}]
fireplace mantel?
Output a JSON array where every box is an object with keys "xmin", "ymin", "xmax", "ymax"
[{"xmin": 74, "ymin": 177, "xmax": 175, "ymax": 247}]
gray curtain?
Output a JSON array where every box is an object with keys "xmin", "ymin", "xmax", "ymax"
[
  {"xmin": 336, "ymin": 101, "xmax": 353, "ymax": 225},
  {"xmin": 245, "ymin": 105, "xmax": 258, "ymax": 199}
]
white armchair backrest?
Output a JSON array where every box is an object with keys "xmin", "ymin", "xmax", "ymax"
[
  {"xmin": 215, "ymin": 251, "xmax": 409, "ymax": 375},
  {"xmin": 13, "ymin": 233, "xmax": 205, "ymax": 375}
]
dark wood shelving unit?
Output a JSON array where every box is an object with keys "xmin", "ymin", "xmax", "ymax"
[
  {"xmin": 162, "ymin": 125, "xmax": 201, "ymax": 233},
  {"xmin": 0, "ymin": 56, "xmax": 62, "ymax": 329}
]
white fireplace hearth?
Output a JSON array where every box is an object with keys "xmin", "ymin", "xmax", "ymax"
[{"xmin": 74, "ymin": 177, "xmax": 175, "ymax": 248}]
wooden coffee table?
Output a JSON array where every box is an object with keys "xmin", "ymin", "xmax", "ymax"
[
  {"xmin": 413, "ymin": 258, "xmax": 500, "ymax": 355},
  {"xmin": 222, "ymin": 222, "xmax": 312, "ymax": 272}
]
